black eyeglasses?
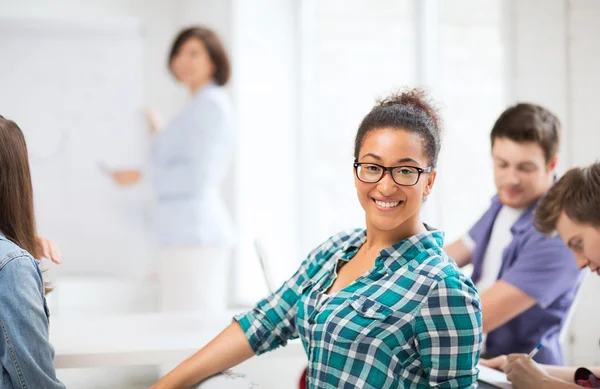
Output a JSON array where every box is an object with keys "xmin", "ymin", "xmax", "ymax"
[{"xmin": 354, "ymin": 162, "xmax": 433, "ymax": 186}]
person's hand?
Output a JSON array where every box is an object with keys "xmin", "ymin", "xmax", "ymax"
[
  {"xmin": 36, "ymin": 236, "xmax": 62, "ymax": 264},
  {"xmin": 480, "ymin": 355, "xmax": 508, "ymax": 372},
  {"xmin": 144, "ymin": 107, "xmax": 164, "ymax": 136},
  {"xmin": 111, "ymin": 169, "xmax": 142, "ymax": 186},
  {"xmin": 505, "ymin": 354, "xmax": 555, "ymax": 389}
]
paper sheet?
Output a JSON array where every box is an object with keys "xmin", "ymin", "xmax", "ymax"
[{"xmin": 478, "ymin": 364, "xmax": 512, "ymax": 389}]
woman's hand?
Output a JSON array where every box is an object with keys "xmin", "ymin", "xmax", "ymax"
[
  {"xmin": 480, "ymin": 355, "xmax": 508, "ymax": 372},
  {"xmin": 36, "ymin": 236, "xmax": 62, "ymax": 264},
  {"xmin": 505, "ymin": 354, "xmax": 557, "ymax": 389},
  {"xmin": 144, "ymin": 107, "xmax": 164, "ymax": 136},
  {"xmin": 110, "ymin": 169, "xmax": 143, "ymax": 186}
]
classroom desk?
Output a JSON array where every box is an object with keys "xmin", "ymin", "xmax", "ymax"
[
  {"xmin": 478, "ymin": 383, "xmax": 505, "ymax": 389},
  {"xmin": 50, "ymin": 311, "xmax": 304, "ymax": 369},
  {"xmin": 50, "ymin": 313, "xmax": 505, "ymax": 387}
]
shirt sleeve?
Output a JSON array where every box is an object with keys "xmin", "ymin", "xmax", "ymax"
[
  {"xmin": 500, "ymin": 232, "xmax": 582, "ymax": 308},
  {"xmin": 414, "ymin": 274, "xmax": 482, "ymax": 389},
  {"xmin": 467, "ymin": 199, "xmax": 498, "ymax": 245},
  {"xmin": 0, "ymin": 256, "xmax": 65, "ymax": 389},
  {"xmin": 234, "ymin": 236, "xmax": 338, "ymax": 356},
  {"xmin": 461, "ymin": 234, "xmax": 476, "ymax": 252}
]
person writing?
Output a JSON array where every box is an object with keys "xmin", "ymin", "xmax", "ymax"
[{"xmin": 482, "ymin": 162, "xmax": 600, "ymax": 388}]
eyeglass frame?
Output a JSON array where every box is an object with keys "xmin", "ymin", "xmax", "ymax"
[{"xmin": 353, "ymin": 161, "xmax": 433, "ymax": 187}]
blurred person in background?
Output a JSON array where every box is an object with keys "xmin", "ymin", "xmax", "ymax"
[
  {"xmin": 445, "ymin": 103, "xmax": 583, "ymax": 364},
  {"xmin": 110, "ymin": 26, "xmax": 235, "ymax": 312}
]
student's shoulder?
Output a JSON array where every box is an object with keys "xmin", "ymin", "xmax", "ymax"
[
  {"xmin": 298, "ymin": 229, "xmax": 362, "ymax": 278},
  {"xmin": 321, "ymin": 228, "xmax": 364, "ymax": 250},
  {"xmin": 307, "ymin": 228, "xmax": 363, "ymax": 261},
  {"xmin": 411, "ymin": 247, "xmax": 475, "ymax": 290},
  {"xmin": 0, "ymin": 241, "xmax": 40, "ymax": 292},
  {"xmin": 468, "ymin": 196, "xmax": 503, "ymax": 236},
  {"xmin": 519, "ymin": 219, "xmax": 571, "ymax": 252},
  {"xmin": 194, "ymin": 85, "xmax": 231, "ymax": 113},
  {"xmin": 0, "ymin": 238, "xmax": 34, "ymax": 271}
]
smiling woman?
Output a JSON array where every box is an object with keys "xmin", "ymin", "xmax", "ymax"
[{"xmin": 151, "ymin": 89, "xmax": 483, "ymax": 389}]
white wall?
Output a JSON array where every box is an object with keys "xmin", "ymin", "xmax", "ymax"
[
  {"xmin": 0, "ymin": 0, "xmax": 183, "ymax": 280},
  {"xmin": 568, "ymin": 0, "xmax": 600, "ymax": 167},
  {"xmin": 0, "ymin": 0, "xmax": 240, "ymax": 275},
  {"xmin": 230, "ymin": 0, "xmax": 300, "ymax": 304},
  {"xmin": 435, "ymin": 0, "xmax": 506, "ymax": 241},
  {"xmin": 0, "ymin": 0, "xmax": 188, "ymax": 119},
  {"xmin": 506, "ymin": 0, "xmax": 571, "ymax": 170},
  {"xmin": 177, "ymin": 0, "xmax": 232, "ymax": 46}
]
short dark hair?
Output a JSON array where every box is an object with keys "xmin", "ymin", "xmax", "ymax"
[
  {"xmin": 168, "ymin": 26, "xmax": 231, "ymax": 86},
  {"xmin": 490, "ymin": 103, "xmax": 561, "ymax": 163},
  {"xmin": 354, "ymin": 88, "xmax": 442, "ymax": 167},
  {"xmin": 535, "ymin": 162, "xmax": 600, "ymax": 233}
]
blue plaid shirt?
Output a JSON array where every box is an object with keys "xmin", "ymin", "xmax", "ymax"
[{"xmin": 235, "ymin": 228, "xmax": 482, "ymax": 388}]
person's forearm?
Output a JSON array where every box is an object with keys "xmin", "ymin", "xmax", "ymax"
[
  {"xmin": 443, "ymin": 240, "xmax": 472, "ymax": 267},
  {"xmin": 151, "ymin": 322, "xmax": 255, "ymax": 389},
  {"xmin": 542, "ymin": 365, "xmax": 578, "ymax": 383},
  {"xmin": 542, "ymin": 377, "xmax": 581, "ymax": 389},
  {"xmin": 480, "ymin": 281, "xmax": 536, "ymax": 333}
]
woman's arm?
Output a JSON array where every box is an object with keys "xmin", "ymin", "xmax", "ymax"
[
  {"xmin": 106, "ymin": 107, "xmax": 162, "ymax": 187},
  {"xmin": 36, "ymin": 236, "xmax": 62, "ymax": 264},
  {"xmin": 0, "ymin": 255, "xmax": 65, "ymax": 389},
  {"xmin": 144, "ymin": 107, "xmax": 164, "ymax": 135},
  {"xmin": 110, "ymin": 169, "xmax": 143, "ymax": 186},
  {"xmin": 151, "ymin": 322, "xmax": 254, "ymax": 389},
  {"xmin": 152, "ymin": 233, "xmax": 339, "ymax": 388},
  {"xmin": 415, "ymin": 275, "xmax": 483, "ymax": 388}
]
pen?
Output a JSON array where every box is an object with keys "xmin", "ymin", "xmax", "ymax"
[{"xmin": 528, "ymin": 343, "xmax": 543, "ymax": 358}]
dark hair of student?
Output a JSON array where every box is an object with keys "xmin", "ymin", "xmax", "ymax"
[
  {"xmin": 490, "ymin": 103, "xmax": 561, "ymax": 163},
  {"xmin": 535, "ymin": 163, "xmax": 600, "ymax": 233},
  {"xmin": 354, "ymin": 88, "xmax": 442, "ymax": 167},
  {"xmin": 168, "ymin": 26, "xmax": 231, "ymax": 86}
]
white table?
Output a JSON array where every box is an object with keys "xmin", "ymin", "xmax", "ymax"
[
  {"xmin": 50, "ymin": 311, "xmax": 304, "ymax": 369},
  {"xmin": 51, "ymin": 314, "xmax": 496, "ymax": 388}
]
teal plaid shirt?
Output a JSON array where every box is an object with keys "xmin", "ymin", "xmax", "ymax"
[{"xmin": 235, "ymin": 228, "xmax": 482, "ymax": 388}]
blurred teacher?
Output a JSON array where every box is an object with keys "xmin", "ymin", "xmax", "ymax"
[{"xmin": 112, "ymin": 26, "xmax": 235, "ymax": 312}]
